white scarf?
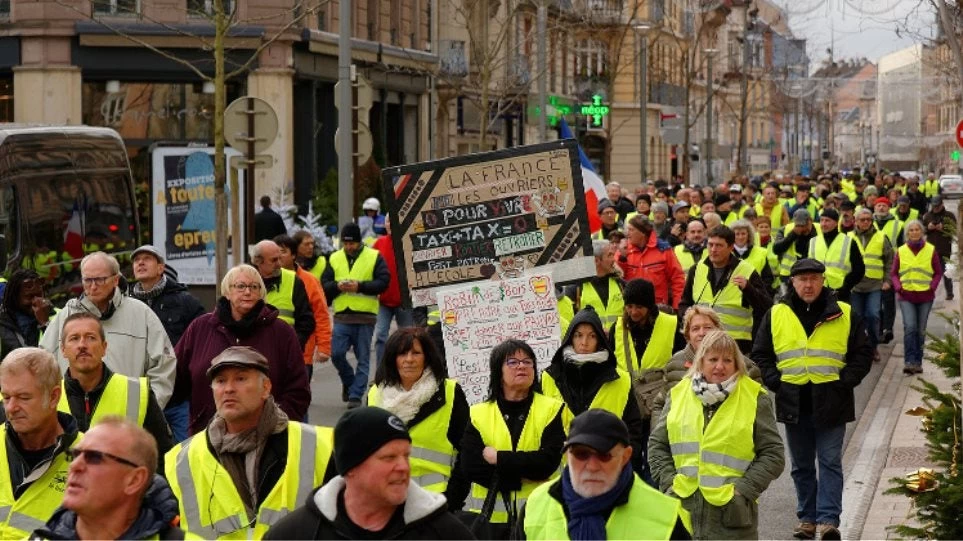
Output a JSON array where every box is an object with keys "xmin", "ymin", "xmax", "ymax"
[
  {"xmin": 562, "ymin": 345, "xmax": 610, "ymax": 365},
  {"xmin": 377, "ymin": 369, "xmax": 440, "ymax": 423},
  {"xmin": 691, "ymin": 372, "xmax": 739, "ymax": 407}
]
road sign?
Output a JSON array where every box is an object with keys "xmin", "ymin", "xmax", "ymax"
[
  {"xmin": 957, "ymin": 119, "xmax": 963, "ymax": 148},
  {"xmin": 229, "ymin": 154, "xmax": 274, "ymax": 169},
  {"xmin": 335, "ymin": 123, "xmax": 373, "ymax": 163},
  {"xmin": 224, "ymin": 97, "xmax": 278, "ymax": 154}
]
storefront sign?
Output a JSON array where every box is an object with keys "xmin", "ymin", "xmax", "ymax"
[
  {"xmin": 151, "ymin": 147, "xmax": 246, "ymax": 284},
  {"xmin": 383, "ymin": 140, "xmax": 594, "ymax": 308},
  {"xmin": 580, "ymin": 94, "xmax": 610, "ymax": 127}
]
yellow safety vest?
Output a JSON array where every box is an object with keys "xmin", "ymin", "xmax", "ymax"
[
  {"xmin": 0, "ymin": 426, "xmax": 79, "ymax": 539},
  {"xmin": 166, "ymin": 422, "xmax": 332, "ymax": 539},
  {"xmin": 466, "ymin": 393, "xmax": 563, "ymax": 523},
  {"xmin": 265, "ymin": 268, "xmax": 297, "ymax": 325},
  {"xmin": 557, "ymin": 296, "xmax": 574, "ymax": 338},
  {"xmin": 541, "ymin": 371, "xmax": 630, "ymax": 432},
  {"xmin": 667, "ymin": 375, "xmax": 761, "ymax": 506},
  {"xmin": 673, "ymin": 245, "xmax": 704, "ymax": 274},
  {"xmin": 923, "ymin": 179, "xmax": 940, "ymax": 198},
  {"xmin": 368, "ymin": 380, "xmax": 457, "ymax": 493},
  {"xmin": 850, "ymin": 230, "xmax": 886, "ymax": 280},
  {"xmin": 875, "ymin": 218, "xmax": 903, "ymax": 248},
  {"xmin": 523, "ymin": 475, "xmax": 690, "ymax": 540},
  {"xmin": 692, "ymin": 260, "xmax": 756, "ymax": 340},
  {"xmin": 57, "ymin": 374, "xmax": 149, "ymax": 427},
  {"xmin": 580, "ymin": 279, "xmax": 624, "ymax": 329},
  {"xmin": 777, "ymin": 224, "xmax": 799, "ymax": 277},
  {"xmin": 897, "ymin": 242, "xmax": 936, "ymax": 292},
  {"xmin": 306, "ymin": 257, "xmax": 326, "ymax": 283},
  {"xmin": 742, "ymin": 246, "xmax": 770, "ymax": 276},
  {"xmin": 771, "ymin": 303, "xmax": 851, "ymax": 385},
  {"xmin": 890, "ymin": 207, "xmax": 919, "ymax": 223},
  {"xmin": 807, "ymin": 234, "xmax": 854, "ymax": 290},
  {"xmin": 329, "ymin": 247, "xmax": 379, "ymax": 315},
  {"xmin": 612, "ymin": 314, "xmax": 677, "ymax": 372}
]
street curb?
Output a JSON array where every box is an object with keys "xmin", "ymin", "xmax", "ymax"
[{"xmin": 838, "ymin": 340, "xmax": 908, "ymax": 539}]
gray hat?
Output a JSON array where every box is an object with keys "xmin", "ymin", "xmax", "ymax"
[
  {"xmin": 652, "ymin": 202, "xmax": 670, "ymax": 215},
  {"xmin": 897, "ymin": 195, "xmax": 911, "ymax": 205},
  {"xmin": 932, "ymin": 195, "xmax": 944, "ymax": 206},
  {"xmin": 131, "ymin": 244, "xmax": 164, "ymax": 264},
  {"xmin": 206, "ymin": 346, "xmax": 270, "ymax": 379},
  {"xmin": 597, "ymin": 199, "xmax": 616, "ymax": 213},
  {"xmin": 790, "ymin": 258, "xmax": 826, "ymax": 277},
  {"xmin": 672, "ymin": 201, "xmax": 691, "ymax": 213},
  {"xmin": 792, "ymin": 209, "xmax": 811, "ymax": 225},
  {"xmin": 863, "ymin": 186, "xmax": 878, "ymax": 196}
]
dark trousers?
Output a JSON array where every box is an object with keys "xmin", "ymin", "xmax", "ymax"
[{"xmin": 881, "ymin": 288, "xmax": 896, "ymax": 334}]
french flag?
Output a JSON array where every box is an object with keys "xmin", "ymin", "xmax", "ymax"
[
  {"xmin": 63, "ymin": 201, "xmax": 84, "ymax": 260},
  {"xmin": 559, "ymin": 118, "xmax": 604, "ymax": 233}
]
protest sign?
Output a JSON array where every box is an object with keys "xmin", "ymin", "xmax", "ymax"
[
  {"xmin": 383, "ymin": 140, "xmax": 594, "ymax": 308},
  {"xmin": 436, "ymin": 273, "xmax": 561, "ymax": 404}
]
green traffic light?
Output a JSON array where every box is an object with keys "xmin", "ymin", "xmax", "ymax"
[{"xmin": 953, "ymin": 150, "xmax": 960, "ymax": 161}]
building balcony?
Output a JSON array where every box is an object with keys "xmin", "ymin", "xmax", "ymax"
[{"xmin": 571, "ymin": 0, "xmax": 625, "ymax": 25}]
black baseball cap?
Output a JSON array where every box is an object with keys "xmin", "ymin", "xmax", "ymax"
[{"xmin": 563, "ymin": 409, "xmax": 630, "ymax": 453}]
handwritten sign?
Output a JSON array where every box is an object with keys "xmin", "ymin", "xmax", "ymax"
[
  {"xmin": 436, "ymin": 273, "xmax": 561, "ymax": 404},
  {"xmin": 383, "ymin": 140, "xmax": 595, "ymax": 308}
]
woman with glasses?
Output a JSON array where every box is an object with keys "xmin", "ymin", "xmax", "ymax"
[
  {"xmin": 649, "ymin": 330, "xmax": 784, "ymax": 539},
  {"xmin": 459, "ymin": 339, "xmax": 565, "ymax": 539},
  {"xmin": 367, "ymin": 327, "xmax": 471, "ymax": 509},
  {"xmin": 0, "ymin": 269, "xmax": 54, "ymax": 360},
  {"xmin": 171, "ymin": 264, "xmax": 310, "ymax": 435}
]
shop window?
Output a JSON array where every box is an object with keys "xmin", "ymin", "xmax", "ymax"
[
  {"xmin": 93, "ymin": 0, "xmax": 138, "ymax": 16},
  {"xmin": 0, "ymin": 0, "xmax": 8, "ymax": 19}
]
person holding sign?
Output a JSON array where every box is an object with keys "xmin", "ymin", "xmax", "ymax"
[
  {"xmin": 367, "ymin": 327, "xmax": 471, "ymax": 509},
  {"xmin": 541, "ymin": 308, "xmax": 647, "ymax": 478},
  {"xmin": 459, "ymin": 339, "xmax": 566, "ymax": 539}
]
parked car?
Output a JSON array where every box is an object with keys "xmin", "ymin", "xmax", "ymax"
[{"xmin": 939, "ymin": 174, "xmax": 963, "ymax": 200}]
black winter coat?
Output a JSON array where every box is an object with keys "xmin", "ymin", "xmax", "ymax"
[
  {"xmin": 750, "ymin": 288, "xmax": 873, "ymax": 426},
  {"xmin": 0, "ymin": 307, "xmax": 40, "ymax": 361},
  {"xmin": 129, "ymin": 279, "xmax": 207, "ymax": 347}
]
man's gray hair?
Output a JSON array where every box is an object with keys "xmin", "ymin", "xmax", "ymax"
[
  {"xmin": 249, "ymin": 240, "xmax": 277, "ymax": 262},
  {"xmin": 606, "ymin": 182, "xmax": 622, "ymax": 189},
  {"xmin": 80, "ymin": 252, "xmax": 120, "ymax": 276},
  {"xmin": 592, "ymin": 240, "xmax": 611, "ymax": 258}
]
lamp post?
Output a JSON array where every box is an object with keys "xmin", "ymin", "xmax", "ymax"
[
  {"xmin": 704, "ymin": 48, "xmax": 717, "ymax": 185},
  {"xmin": 634, "ymin": 22, "xmax": 652, "ymax": 187}
]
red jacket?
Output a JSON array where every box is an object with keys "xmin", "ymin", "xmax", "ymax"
[
  {"xmin": 618, "ymin": 231, "xmax": 686, "ymax": 309},
  {"xmin": 373, "ymin": 235, "xmax": 402, "ymax": 308}
]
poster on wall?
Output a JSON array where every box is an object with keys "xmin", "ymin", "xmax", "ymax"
[
  {"xmin": 151, "ymin": 146, "xmax": 245, "ymax": 285},
  {"xmin": 436, "ymin": 273, "xmax": 561, "ymax": 404},
  {"xmin": 382, "ymin": 139, "xmax": 595, "ymax": 308}
]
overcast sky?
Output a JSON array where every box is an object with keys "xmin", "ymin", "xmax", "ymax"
[{"xmin": 773, "ymin": 0, "xmax": 936, "ymax": 68}]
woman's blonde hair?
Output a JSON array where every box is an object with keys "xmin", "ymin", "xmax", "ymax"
[
  {"xmin": 682, "ymin": 305, "xmax": 723, "ymax": 340},
  {"xmin": 220, "ymin": 264, "xmax": 266, "ymax": 300},
  {"xmin": 687, "ymin": 330, "xmax": 747, "ymax": 379},
  {"xmin": 730, "ymin": 219, "xmax": 757, "ymax": 246}
]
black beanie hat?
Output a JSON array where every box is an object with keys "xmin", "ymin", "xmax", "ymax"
[
  {"xmin": 334, "ymin": 407, "xmax": 411, "ymax": 475},
  {"xmin": 622, "ymin": 278, "xmax": 655, "ymax": 308},
  {"xmin": 341, "ymin": 222, "xmax": 362, "ymax": 243}
]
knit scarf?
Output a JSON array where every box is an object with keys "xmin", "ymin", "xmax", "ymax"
[
  {"xmin": 690, "ymin": 372, "xmax": 739, "ymax": 407},
  {"xmin": 376, "ymin": 370, "xmax": 439, "ymax": 423},
  {"xmin": 561, "ymin": 462, "xmax": 634, "ymax": 540},
  {"xmin": 207, "ymin": 396, "xmax": 288, "ymax": 516},
  {"xmin": 130, "ymin": 276, "xmax": 168, "ymax": 302},
  {"xmin": 562, "ymin": 346, "xmax": 609, "ymax": 365}
]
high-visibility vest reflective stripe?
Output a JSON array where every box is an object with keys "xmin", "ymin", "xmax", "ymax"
[
  {"xmin": 807, "ymin": 234, "xmax": 853, "ymax": 290},
  {"xmin": 778, "ymin": 224, "xmax": 799, "ymax": 277},
  {"xmin": 771, "ymin": 303, "xmax": 851, "ymax": 385},
  {"xmin": 466, "ymin": 394, "xmax": 563, "ymax": 523},
  {"xmin": 166, "ymin": 422, "xmax": 332, "ymax": 539},
  {"xmin": 890, "ymin": 207, "xmax": 919, "ymax": 223},
  {"xmin": 580, "ymin": 279, "xmax": 624, "ymax": 329},
  {"xmin": 541, "ymin": 371, "xmax": 631, "ymax": 432},
  {"xmin": 57, "ymin": 374, "xmax": 148, "ymax": 426},
  {"xmin": 692, "ymin": 260, "xmax": 755, "ymax": 340},
  {"xmin": 897, "ymin": 242, "xmax": 936, "ymax": 292},
  {"xmin": 923, "ymin": 179, "xmax": 940, "ymax": 198},
  {"xmin": 875, "ymin": 218, "xmax": 903, "ymax": 248},
  {"xmin": 523, "ymin": 476, "xmax": 690, "ymax": 540},
  {"xmin": 329, "ymin": 247, "xmax": 379, "ymax": 315},
  {"xmin": 612, "ymin": 313, "xmax": 677, "ymax": 372},
  {"xmin": 265, "ymin": 268, "xmax": 297, "ymax": 325},
  {"xmin": 368, "ymin": 380, "xmax": 457, "ymax": 493},
  {"xmin": 667, "ymin": 375, "xmax": 761, "ymax": 506},
  {"xmin": 850, "ymin": 230, "xmax": 886, "ymax": 280},
  {"xmin": 674, "ymin": 245, "xmax": 705, "ymax": 274},
  {"xmin": 0, "ymin": 426, "xmax": 79, "ymax": 539}
]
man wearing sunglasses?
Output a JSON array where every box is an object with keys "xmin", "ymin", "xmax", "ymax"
[
  {"xmin": 517, "ymin": 409, "xmax": 692, "ymax": 540},
  {"xmin": 40, "ymin": 252, "xmax": 176, "ymax": 410},
  {"xmin": 0, "ymin": 348, "xmax": 81, "ymax": 539},
  {"xmin": 31, "ymin": 416, "xmax": 185, "ymax": 540}
]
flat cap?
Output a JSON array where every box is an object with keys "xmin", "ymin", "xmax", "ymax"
[{"xmin": 790, "ymin": 258, "xmax": 826, "ymax": 277}]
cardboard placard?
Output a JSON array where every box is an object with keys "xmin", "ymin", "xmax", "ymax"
[
  {"xmin": 382, "ymin": 140, "xmax": 595, "ymax": 308},
  {"xmin": 436, "ymin": 273, "xmax": 561, "ymax": 404}
]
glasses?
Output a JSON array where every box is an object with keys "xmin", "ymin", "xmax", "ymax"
[
  {"xmin": 505, "ymin": 358, "xmax": 535, "ymax": 369},
  {"xmin": 82, "ymin": 275, "xmax": 115, "ymax": 287},
  {"xmin": 65, "ymin": 447, "xmax": 140, "ymax": 468},
  {"xmin": 230, "ymin": 283, "xmax": 261, "ymax": 292},
  {"xmin": 568, "ymin": 446, "xmax": 616, "ymax": 463}
]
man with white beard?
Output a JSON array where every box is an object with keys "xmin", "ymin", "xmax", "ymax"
[{"xmin": 516, "ymin": 410, "xmax": 692, "ymax": 540}]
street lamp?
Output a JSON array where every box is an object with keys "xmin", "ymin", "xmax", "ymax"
[
  {"xmin": 704, "ymin": 48, "xmax": 718, "ymax": 185},
  {"xmin": 634, "ymin": 21, "xmax": 652, "ymax": 187}
]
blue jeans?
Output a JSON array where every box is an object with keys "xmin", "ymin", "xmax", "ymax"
[
  {"xmin": 850, "ymin": 290, "xmax": 881, "ymax": 348},
  {"xmin": 331, "ymin": 322, "xmax": 375, "ymax": 401},
  {"xmin": 899, "ymin": 300, "xmax": 932, "ymax": 367},
  {"xmin": 163, "ymin": 401, "xmax": 189, "ymax": 443},
  {"xmin": 374, "ymin": 304, "xmax": 414, "ymax": 369},
  {"xmin": 784, "ymin": 416, "xmax": 846, "ymax": 526}
]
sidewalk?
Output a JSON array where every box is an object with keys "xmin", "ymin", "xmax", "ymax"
[{"xmin": 840, "ymin": 296, "xmax": 957, "ymax": 540}]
